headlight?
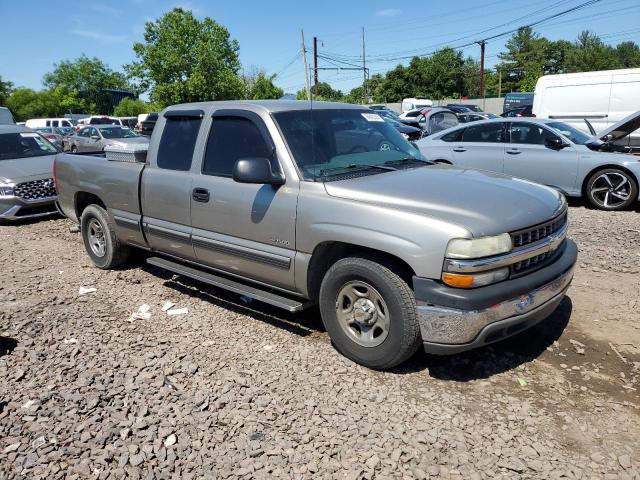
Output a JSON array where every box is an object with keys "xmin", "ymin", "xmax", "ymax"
[
  {"xmin": 442, "ymin": 268, "xmax": 509, "ymax": 288},
  {"xmin": 445, "ymin": 233, "xmax": 512, "ymax": 259},
  {"xmin": 0, "ymin": 183, "xmax": 15, "ymax": 197}
]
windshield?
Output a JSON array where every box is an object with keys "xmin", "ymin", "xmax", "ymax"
[
  {"xmin": 548, "ymin": 122, "xmax": 592, "ymax": 145},
  {"xmin": 273, "ymin": 109, "xmax": 425, "ymax": 181},
  {"xmin": 0, "ymin": 132, "xmax": 57, "ymax": 160},
  {"xmin": 99, "ymin": 127, "xmax": 139, "ymax": 139}
]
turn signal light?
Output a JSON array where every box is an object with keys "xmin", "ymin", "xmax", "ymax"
[{"xmin": 442, "ymin": 273, "xmax": 475, "ymax": 288}]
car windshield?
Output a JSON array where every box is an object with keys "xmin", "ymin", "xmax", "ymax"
[
  {"xmin": 548, "ymin": 122, "xmax": 592, "ymax": 145},
  {"xmin": 0, "ymin": 132, "xmax": 57, "ymax": 160},
  {"xmin": 273, "ymin": 109, "xmax": 426, "ymax": 181},
  {"xmin": 99, "ymin": 127, "xmax": 139, "ymax": 139}
]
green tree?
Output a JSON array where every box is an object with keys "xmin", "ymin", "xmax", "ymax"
[
  {"xmin": 43, "ymin": 55, "xmax": 130, "ymax": 114},
  {"xmin": 296, "ymin": 82, "xmax": 344, "ymax": 101},
  {"xmin": 125, "ymin": 8, "xmax": 245, "ymax": 107},
  {"xmin": 6, "ymin": 87, "xmax": 90, "ymax": 121},
  {"xmin": 615, "ymin": 41, "xmax": 640, "ymax": 68},
  {"xmin": 565, "ymin": 31, "xmax": 619, "ymax": 73},
  {"xmin": 243, "ymin": 69, "xmax": 283, "ymax": 99},
  {"xmin": 113, "ymin": 97, "xmax": 147, "ymax": 116},
  {"xmin": 0, "ymin": 75, "xmax": 13, "ymax": 104}
]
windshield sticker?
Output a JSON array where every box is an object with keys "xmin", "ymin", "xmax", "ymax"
[
  {"xmin": 20, "ymin": 133, "xmax": 39, "ymax": 138},
  {"xmin": 361, "ymin": 113, "xmax": 384, "ymax": 122}
]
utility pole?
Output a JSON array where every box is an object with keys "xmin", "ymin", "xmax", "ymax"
[
  {"xmin": 498, "ymin": 67, "xmax": 502, "ymax": 98},
  {"xmin": 313, "ymin": 37, "xmax": 319, "ymax": 96},
  {"xmin": 362, "ymin": 26, "xmax": 367, "ymax": 102},
  {"xmin": 478, "ymin": 40, "xmax": 486, "ymax": 110},
  {"xmin": 301, "ymin": 29, "xmax": 311, "ymax": 101}
]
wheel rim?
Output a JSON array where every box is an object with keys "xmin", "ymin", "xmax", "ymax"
[
  {"xmin": 335, "ymin": 281, "xmax": 390, "ymax": 348},
  {"xmin": 87, "ymin": 218, "xmax": 106, "ymax": 257},
  {"xmin": 590, "ymin": 172, "xmax": 631, "ymax": 208}
]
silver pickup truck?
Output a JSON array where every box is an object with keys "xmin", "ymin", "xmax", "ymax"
[{"xmin": 55, "ymin": 100, "xmax": 577, "ymax": 369}]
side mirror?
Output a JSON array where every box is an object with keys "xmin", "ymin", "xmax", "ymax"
[
  {"xmin": 233, "ymin": 157, "xmax": 284, "ymax": 185},
  {"xmin": 545, "ymin": 136, "xmax": 566, "ymax": 150}
]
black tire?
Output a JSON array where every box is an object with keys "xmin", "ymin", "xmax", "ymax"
[
  {"xmin": 319, "ymin": 256, "xmax": 422, "ymax": 369},
  {"xmin": 80, "ymin": 205, "xmax": 130, "ymax": 269},
  {"xmin": 71, "ymin": 145, "xmax": 78, "ymax": 153},
  {"xmin": 585, "ymin": 168, "xmax": 638, "ymax": 211}
]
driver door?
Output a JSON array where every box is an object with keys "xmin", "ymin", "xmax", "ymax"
[{"xmin": 503, "ymin": 122, "xmax": 579, "ymax": 193}]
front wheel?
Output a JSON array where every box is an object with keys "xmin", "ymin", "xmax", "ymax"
[
  {"xmin": 71, "ymin": 145, "xmax": 78, "ymax": 153},
  {"xmin": 80, "ymin": 205, "xmax": 130, "ymax": 269},
  {"xmin": 586, "ymin": 168, "xmax": 638, "ymax": 211},
  {"xmin": 319, "ymin": 257, "xmax": 421, "ymax": 369}
]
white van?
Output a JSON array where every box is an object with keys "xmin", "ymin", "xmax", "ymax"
[
  {"xmin": 533, "ymin": 68, "xmax": 640, "ymax": 147},
  {"xmin": 25, "ymin": 118, "xmax": 74, "ymax": 128},
  {"xmin": 401, "ymin": 98, "xmax": 433, "ymax": 113}
]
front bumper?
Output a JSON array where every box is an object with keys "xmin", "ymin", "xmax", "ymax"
[
  {"xmin": 0, "ymin": 196, "xmax": 58, "ymax": 220},
  {"xmin": 414, "ymin": 239, "xmax": 577, "ymax": 354}
]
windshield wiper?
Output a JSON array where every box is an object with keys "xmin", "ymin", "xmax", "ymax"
[
  {"xmin": 318, "ymin": 163, "xmax": 397, "ymax": 177},
  {"xmin": 384, "ymin": 158, "xmax": 434, "ymax": 166}
]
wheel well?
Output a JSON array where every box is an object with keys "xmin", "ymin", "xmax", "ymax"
[
  {"xmin": 306, "ymin": 242, "xmax": 416, "ymax": 302},
  {"xmin": 75, "ymin": 192, "xmax": 106, "ymax": 219},
  {"xmin": 581, "ymin": 164, "xmax": 639, "ymax": 197},
  {"xmin": 434, "ymin": 159, "xmax": 452, "ymax": 165}
]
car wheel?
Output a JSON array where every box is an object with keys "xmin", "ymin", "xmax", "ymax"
[
  {"xmin": 319, "ymin": 256, "xmax": 422, "ymax": 369},
  {"xmin": 586, "ymin": 168, "xmax": 638, "ymax": 211},
  {"xmin": 80, "ymin": 205, "xmax": 130, "ymax": 269},
  {"xmin": 71, "ymin": 145, "xmax": 78, "ymax": 153}
]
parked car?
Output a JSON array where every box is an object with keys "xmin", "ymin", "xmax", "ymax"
[
  {"xmin": 0, "ymin": 124, "xmax": 58, "ymax": 220},
  {"xmin": 25, "ymin": 118, "xmax": 74, "ymax": 129},
  {"xmin": 401, "ymin": 98, "xmax": 432, "ymax": 113},
  {"xmin": 501, "ymin": 105, "xmax": 534, "ymax": 117},
  {"xmin": 0, "ymin": 107, "xmax": 15, "ymax": 124},
  {"xmin": 503, "ymin": 92, "xmax": 534, "ymax": 112},
  {"xmin": 416, "ymin": 107, "xmax": 459, "ymax": 136},
  {"xmin": 533, "ymin": 68, "xmax": 640, "ymax": 149},
  {"xmin": 457, "ymin": 112, "xmax": 499, "ymax": 123},
  {"xmin": 446, "ymin": 103, "xmax": 482, "ymax": 113},
  {"xmin": 135, "ymin": 112, "xmax": 158, "ymax": 136},
  {"xmin": 76, "ymin": 116, "xmax": 120, "ymax": 127},
  {"xmin": 115, "ymin": 117, "xmax": 138, "ymax": 129},
  {"xmin": 66, "ymin": 126, "xmax": 148, "ymax": 153},
  {"xmin": 34, "ymin": 127, "xmax": 66, "ymax": 149},
  {"xmin": 416, "ymin": 117, "xmax": 640, "ymax": 210},
  {"xmin": 444, "ymin": 105, "xmax": 472, "ymax": 114},
  {"xmin": 55, "ymin": 100, "xmax": 577, "ymax": 369}
]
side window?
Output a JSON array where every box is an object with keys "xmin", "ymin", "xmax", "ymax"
[
  {"xmin": 429, "ymin": 112, "xmax": 458, "ymax": 133},
  {"xmin": 203, "ymin": 116, "xmax": 272, "ymax": 177},
  {"xmin": 510, "ymin": 122, "xmax": 556, "ymax": 145},
  {"xmin": 80, "ymin": 128, "xmax": 90, "ymax": 138},
  {"xmin": 52, "ymin": 120, "xmax": 59, "ymax": 127},
  {"xmin": 157, "ymin": 116, "xmax": 202, "ymax": 171},
  {"xmin": 461, "ymin": 123, "xmax": 503, "ymax": 143},
  {"xmin": 46, "ymin": 120, "xmax": 51, "ymax": 127},
  {"xmin": 441, "ymin": 129, "xmax": 463, "ymax": 142}
]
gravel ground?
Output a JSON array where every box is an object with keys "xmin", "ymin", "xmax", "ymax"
[{"xmin": 1, "ymin": 204, "xmax": 639, "ymax": 479}]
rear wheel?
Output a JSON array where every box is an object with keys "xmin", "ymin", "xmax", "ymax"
[
  {"xmin": 586, "ymin": 168, "xmax": 637, "ymax": 211},
  {"xmin": 319, "ymin": 257, "xmax": 421, "ymax": 369},
  {"xmin": 71, "ymin": 145, "xmax": 78, "ymax": 153},
  {"xmin": 80, "ymin": 205, "xmax": 130, "ymax": 269}
]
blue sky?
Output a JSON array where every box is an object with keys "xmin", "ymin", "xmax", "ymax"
[{"xmin": 1, "ymin": 0, "xmax": 639, "ymax": 96}]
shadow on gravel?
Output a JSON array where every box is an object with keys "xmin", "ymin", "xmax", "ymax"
[
  {"xmin": 144, "ymin": 265, "xmax": 325, "ymax": 337},
  {"xmin": 0, "ymin": 336, "xmax": 18, "ymax": 357},
  {"xmin": 393, "ymin": 297, "xmax": 573, "ymax": 381}
]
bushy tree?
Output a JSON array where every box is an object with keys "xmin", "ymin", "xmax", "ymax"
[
  {"xmin": 243, "ymin": 69, "xmax": 283, "ymax": 99},
  {"xmin": 565, "ymin": 31, "xmax": 621, "ymax": 73},
  {"xmin": 0, "ymin": 75, "xmax": 13, "ymax": 104},
  {"xmin": 6, "ymin": 87, "xmax": 89, "ymax": 121},
  {"xmin": 113, "ymin": 97, "xmax": 147, "ymax": 116},
  {"xmin": 296, "ymin": 82, "xmax": 344, "ymax": 101},
  {"xmin": 125, "ymin": 8, "xmax": 245, "ymax": 107},
  {"xmin": 43, "ymin": 55, "xmax": 130, "ymax": 114}
]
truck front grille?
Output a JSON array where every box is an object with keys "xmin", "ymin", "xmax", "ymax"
[
  {"xmin": 511, "ymin": 242, "xmax": 564, "ymax": 277},
  {"xmin": 511, "ymin": 212, "xmax": 567, "ymax": 248},
  {"xmin": 14, "ymin": 178, "xmax": 57, "ymax": 200}
]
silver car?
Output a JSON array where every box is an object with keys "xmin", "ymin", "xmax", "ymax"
[
  {"xmin": 66, "ymin": 125, "xmax": 149, "ymax": 154},
  {"xmin": 0, "ymin": 125, "xmax": 58, "ymax": 220},
  {"xmin": 417, "ymin": 117, "xmax": 640, "ymax": 210}
]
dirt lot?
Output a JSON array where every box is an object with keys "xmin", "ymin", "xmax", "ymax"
[{"xmin": 1, "ymin": 204, "xmax": 639, "ymax": 479}]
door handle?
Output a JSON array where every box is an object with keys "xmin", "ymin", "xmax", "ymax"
[
  {"xmin": 506, "ymin": 149, "xmax": 521, "ymax": 155},
  {"xmin": 453, "ymin": 147, "xmax": 467, "ymax": 152},
  {"xmin": 192, "ymin": 188, "xmax": 210, "ymax": 203}
]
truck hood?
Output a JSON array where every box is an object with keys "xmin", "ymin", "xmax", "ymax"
[
  {"xmin": 0, "ymin": 154, "xmax": 56, "ymax": 183},
  {"xmin": 323, "ymin": 166, "xmax": 565, "ymax": 237}
]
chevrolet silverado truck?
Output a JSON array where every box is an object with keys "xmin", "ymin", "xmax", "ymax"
[{"xmin": 55, "ymin": 101, "xmax": 577, "ymax": 369}]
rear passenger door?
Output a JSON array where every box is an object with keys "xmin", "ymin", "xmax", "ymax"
[
  {"xmin": 190, "ymin": 109, "xmax": 298, "ymax": 290},
  {"xmin": 141, "ymin": 110, "xmax": 204, "ymax": 261},
  {"xmin": 450, "ymin": 122, "xmax": 505, "ymax": 173}
]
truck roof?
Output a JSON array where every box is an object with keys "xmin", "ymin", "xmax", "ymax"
[
  {"xmin": 0, "ymin": 124, "xmax": 33, "ymax": 134},
  {"xmin": 164, "ymin": 100, "xmax": 365, "ymax": 114}
]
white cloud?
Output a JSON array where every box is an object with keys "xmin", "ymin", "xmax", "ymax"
[
  {"xmin": 376, "ymin": 8, "xmax": 401, "ymax": 17},
  {"xmin": 70, "ymin": 29, "xmax": 127, "ymax": 44}
]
